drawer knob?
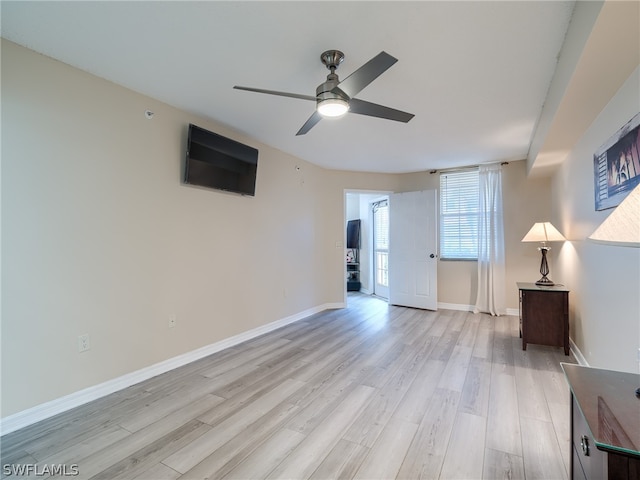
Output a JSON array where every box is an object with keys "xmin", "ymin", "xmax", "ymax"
[{"xmin": 580, "ymin": 435, "xmax": 590, "ymax": 456}]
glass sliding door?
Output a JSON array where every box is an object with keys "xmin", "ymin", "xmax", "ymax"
[{"xmin": 372, "ymin": 199, "xmax": 389, "ymax": 299}]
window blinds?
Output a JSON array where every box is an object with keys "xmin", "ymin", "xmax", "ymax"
[
  {"xmin": 440, "ymin": 169, "xmax": 479, "ymax": 259},
  {"xmin": 373, "ymin": 200, "xmax": 389, "ymax": 251}
]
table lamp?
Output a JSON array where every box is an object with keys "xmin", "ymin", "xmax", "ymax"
[{"xmin": 522, "ymin": 222, "xmax": 566, "ymax": 286}]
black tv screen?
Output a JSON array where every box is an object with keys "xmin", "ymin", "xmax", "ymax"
[
  {"xmin": 185, "ymin": 124, "xmax": 258, "ymax": 196},
  {"xmin": 347, "ymin": 219, "xmax": 361, "ymax": 248}
]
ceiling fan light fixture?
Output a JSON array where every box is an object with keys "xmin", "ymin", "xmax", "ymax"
[{"xmin": 317, "ymin": 97, "xmax": 349, "ymax": 117}]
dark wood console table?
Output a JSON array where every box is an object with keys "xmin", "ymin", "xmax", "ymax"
[
  {"xmin": 517, "ymin": 282, "xmax": 569, "ymax": 355},
  {"xmin": 561, "ymin": 364, "xmax": 640, "ymax": 479}
]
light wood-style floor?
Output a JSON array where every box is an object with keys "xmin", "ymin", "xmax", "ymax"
[{"xmin": 1, "ymin": 293, "xmax": 576, "ymax": 479}]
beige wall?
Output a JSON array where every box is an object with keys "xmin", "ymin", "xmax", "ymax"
[
  {"xmin": 1, "ymin": 40, "xmax": 405, "ymax": 417},
  {"xmin": 552, "ymin": 67, "xmax": 640, "ymax": 373}
]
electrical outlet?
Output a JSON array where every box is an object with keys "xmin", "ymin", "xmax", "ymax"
[
  {"xmin": 168, "ymin": 314, "xmax": 177, "ymax": 328},
  {"xmin": 78, "ymin": 334, "xmax": 90, "ymax": 352}
]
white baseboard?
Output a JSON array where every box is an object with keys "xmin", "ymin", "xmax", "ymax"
[
  {"xmin": 437, "ymin": 302, "xmax": 519, "ymax": 317},
  {"xmin": 438, "ymin": 302, "xmax": 474, "ymax": 312},
  {"xmin": 569, "ymin": 338, "xmax": 589, "ymax": 366},
  {"xmin": 0, "ymin": 302, "xmax": 338, "ymax": 436}
]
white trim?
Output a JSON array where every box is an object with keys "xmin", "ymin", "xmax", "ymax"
[
  {"xmin": 0, "ymin": 303, "xmax": 340, "ymax": 436},
  {"xmin": 438, "ymin": 302, "xmax": 474, "ymax": 312},
  {"xmin": 569, "ymin": 338, "xmax": 589, "ymax": 366},
  {"xmin": 437, "ymin": 302, "xmax": 519, "ymax": 316}
]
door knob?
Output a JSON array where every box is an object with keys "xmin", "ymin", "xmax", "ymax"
[{"xmin": 429, "ymin": 254, "xmax": 436, "ymax": 258}]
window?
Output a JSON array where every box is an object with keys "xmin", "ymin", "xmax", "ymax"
[{"xmin": 440, "ymin": 169, "xmax": 479, "ymax": 260}]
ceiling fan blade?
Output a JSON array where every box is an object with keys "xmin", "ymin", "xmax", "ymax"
[
  {"xmin": 348, "ymin": 98, "xmax": 415, "ymax": 123},
  {"xmin": 296, "ymin": 111, "xmax": 323, "ymax": 136},
  {"xmin": 234, "ymin": 86, "xmax": 316, "ymax": 102},
  {"xmin": 333, "ymin": 51, "xmax": 398, "ymax": 99}
]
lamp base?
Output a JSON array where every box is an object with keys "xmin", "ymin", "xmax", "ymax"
[
  {"xmin": 535, "ymin": 276, "xmax": 555, "ymax": 286},
  {"xmin": 535, "ymin": 247, "xmax": 554, "ymax": 286}
]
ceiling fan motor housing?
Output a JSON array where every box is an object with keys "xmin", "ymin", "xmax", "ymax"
[{"xmin": 316, "ymin": 77, "xmax": 348, "ymax": 102}]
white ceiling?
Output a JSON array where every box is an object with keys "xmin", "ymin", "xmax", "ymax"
[{"xmin": 1, "ymin": 1, "xmax": 576, "ymax": 174}]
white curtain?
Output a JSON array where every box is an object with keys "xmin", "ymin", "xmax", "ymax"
[{"xmin": 474, "ymin": 164, "xmax": 506, "ymax": 316}]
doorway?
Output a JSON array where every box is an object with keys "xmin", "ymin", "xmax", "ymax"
[{"xmin": 344, "ymin": 189, "xmax": 437, "ymax": 310}]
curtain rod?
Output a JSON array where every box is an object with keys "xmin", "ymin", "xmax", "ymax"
[{"xmin": 429, "ymin": 161, "xmax": 509, "ymax": 175}]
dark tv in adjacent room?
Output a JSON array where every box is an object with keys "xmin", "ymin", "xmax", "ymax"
[
  {"xmin": 184, "ymin": 124, "xmax": 259, "ymax": 196},
  {"xmin": 347, "ymin": 219, "xmax": 361, "ymax": 248}
]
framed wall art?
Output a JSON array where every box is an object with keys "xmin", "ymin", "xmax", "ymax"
[{"xmin": 593, "ymin": 112, "xmax": 640, "ymax": 211}]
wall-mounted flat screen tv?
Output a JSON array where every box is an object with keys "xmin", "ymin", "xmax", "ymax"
[
  {"xmin": 346, "ymin": 219, "xmax": 361, "ymax": 248},
  {"xmin": 185, "ymin": 124, "xmax": 258, "ymax": 196}
]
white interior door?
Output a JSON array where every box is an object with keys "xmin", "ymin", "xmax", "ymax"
[{"xmin": 388, "ymin": 190, "xmax": 438, "ymax": 310}]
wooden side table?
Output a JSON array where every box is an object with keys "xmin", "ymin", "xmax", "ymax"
[
  {"xmin": 562, "ymin": 364, "xmax": 640, "ymax": 479},
  {"xmin": 517, "ymin": 282, "xmax": 570, "ymax": 355}
]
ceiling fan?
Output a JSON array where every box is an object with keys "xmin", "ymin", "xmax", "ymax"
[{"xmin": 234, "ymin": 50, "xmax": 415, "ymax": 136}]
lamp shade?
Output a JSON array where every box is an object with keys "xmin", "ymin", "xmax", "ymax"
[
  {"xmin": 522, "ymin": 222, "xmax": 566, "ymax": 243},
  {"xmin": 588, "ymin": 183, "xmax": 640, "ymax": 247}
]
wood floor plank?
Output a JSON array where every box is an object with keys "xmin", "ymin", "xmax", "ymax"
[
  {"xmin": 396, "ymin": 388, "xmax": 460, "ymax": 479},
  {"xmin": 0, "ymin": 294, "xmax": 577, "ymax": 480},
  {"xmin": 92, "ymin": 419, "xmax": 211, "ymax": 480},
  {"xmin": 520, "ymin": 417, "xmax": 568, "ymax": 480},
  {"xmin": 352, "ymin": 416, "xmax": 418, "ymax": 480},
  {"xmin": 308, "ymin": 439, "xmax": 370, "ymax": 480},
  {"xmin": 472, "ymin": 314, "xmax": 495, "ymax": 359},
  {"xmin": 486, "ymin": 371, "xmax": 522, "ymax": 457},
  {"xmin": 440, "ymin": 412, "xmax": 486, "ymax": 479},
  {"xmin": 342, "ymin": 361, "xmax": 420, "ymax": 448},
  {"xmin": 132, "ymin": 462, "xmax": 181, "ymax": 480},
  {"xmin": 459, "ymin": 355, "xmax": 491, "ymax": 417},
  {"xmin": 393, "ymin": 358, "xmax": 447, "ymax": 424},
  {"xmin": 220, "ymin": 428, "xmax": 306, "ymax": 480},
  {"xmin": 483, "ymin": 447, "xmax": 526, "ymax": 480},
  {"xmin": 457, "ymin": 313, "xmax": 480, "ymax": 348},
  {"xmin": 197, "ymin": 338, "xmax": 291, "ymax": 379},
  {"xmin": 179, "ymin": 401, "xmax": 301, "ymax": 480},
  {"xmin": 492, "ymin": 316, "xmax": 516, "ymax": 376},
  {"xmin": 437, "ymin": 344, "xmax": 473, "ymax": 392},
  {"xmin": 52, "ymin": 395, "xmax": 224, "ymax": 480},
  {"xmin": 162, "ymin": 378, "xmax": 305, "ymax": 473},
  {"xmin": 24, "ymin": 394, "xmax": 222, "ymax": 480},
  {"xmin": 35, "ymin": 423, "xmax": 131, "ymax": 468},
  {"xmin": 117, "ymin": 380, "xmax": 226, "ymax": 433},
  {"xmin": 513, "ymin": 348, "xmax": 553, "ymax": 422},
  {"xmin": 265, "ymin": 384, "xmax": 376, "ymax": 479},
  {"xmin": 196, "ymin": 350, "xmax": 309, "ymax": 426},
  {"xmin": 547, "ymin": 400, "xmax": 572, "ymax": 479}
]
